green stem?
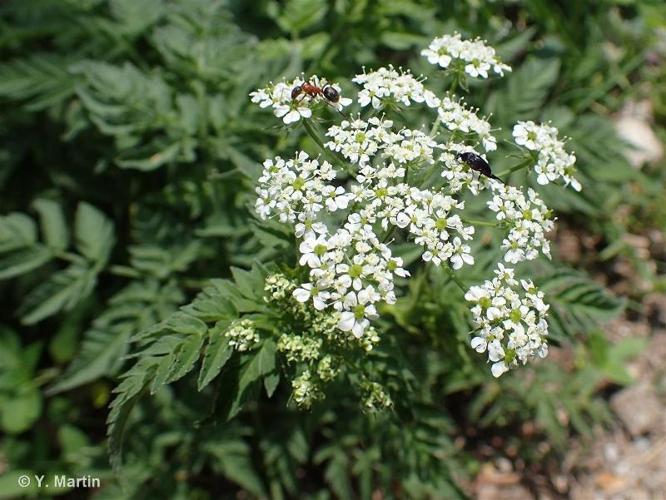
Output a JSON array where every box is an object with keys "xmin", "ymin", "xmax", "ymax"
[
  {"xmin": 429, "ymin": 116, "xmax": 442, "ymax": 137},
  {"xmin": 54, "ymin": 251, "xmax": 80, "ymax": 264},
  {"xmin": 381, "ymin": 225, "xmax": 396, "ymax": 244},
  {"xmin": 302, "ymin": 119, "xmax": 345, "ymax": 166},
  {"xmin": 463, "ymin": 218, "xmax": 499, "ymax": 227},
  {"xmin": 108, "ymin": 265, "xmax": 141, "ymax": 279},
  {"xmin": 445, "ymin": 266, "xmax": 466, "ymax": 292},
  {"xmin": 497, "ymin": 158, "xmax": 533, "ymax": 178},
  {"xmin": 448, "ymin": 76, "xmax": 458, "ymax": 93},
  {"xmin": 302, "ymin": 119, "xmax": 327, "ymax": 151}
]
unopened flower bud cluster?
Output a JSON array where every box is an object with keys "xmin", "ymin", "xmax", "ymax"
[
  {"xmin": 265, "ymin": 274, "xmax": 383, "ymax": 408},
  {"xmin": 291, "ymin": 369, "xmax": 322, "ymax": 409},
  {"xmin": 224, "ymin": 319, "xmax": 260, "ymax": 352},
  {"xmin": 361, "ymin": 380, "xmax": 393, "ymax": 411}
]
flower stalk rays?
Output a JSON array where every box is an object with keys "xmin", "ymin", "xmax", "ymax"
[{"xmin": 251, "ymin": 33, "xmax": 581, "ymax": 377}]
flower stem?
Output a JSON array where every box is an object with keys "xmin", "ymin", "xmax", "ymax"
[
  {"xmin": 303, "ymin": 119, "xmax": 326, "ymax": 149},
  {"xmin": 463, "ymin": 218, "xmax": 499, "ymax": 227},
  {"xmin": 302, "ymin": 119, "xmax": 346, "ymax": 166},
  {"xmin": 445, "ymin": 266, "xmax": 466, "ymax": 292},
  {"xmin": 449, "ymin": 76, "xmax": 458, "ymax": 93},
  {"xmin": 429, "ymin": 116, "xmax": 442, "ymax": 137},
  {"xmin": 497, "ymin": 158, "xmax": 533, "ymax": 178},
  {"xmin": 381, "ymin": 225, "xmax": 396, "ymax": 243}
]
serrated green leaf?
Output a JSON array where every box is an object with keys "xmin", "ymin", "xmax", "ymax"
[
  {"xmin": 205, "ymin": 440, "xmax": 267, "ymax": 497},
  {"xmin": 183, "ymin": 279, "xmax": 239, "ymax": 322},
  {"xmin": 163, "ymin": 312, "xmax": 207, "ymax": 336},
  {"xmin": 75, "ymin": 202, "xmax": 115, "ymax": 268},
  {"xmin": 0, "ymin": 213, "xmax": 38, "ymax": 251},
  {"xmin": 0, "ymin": 55, "xmax": 75, "ymax": 111},
  {"xmin": 239, "ymin": 339, "xmax": 276, "ymax": 390},
  {"xmin": 50, "ymin": 281, "xmax": 181, "ymax": 393},
  {"xmin": 488, "ymin": 57, "xmax": 560, "ymax": 122},
  {"xmin": 198, "ymin": 326, "xmax": 233, "ymax": 391},
  {"xmin": 20, "ymin": 265, "xmax": 97, "ymax": 325},
  {"xmin": 107, "ymin": 360, "xmax": 154, "ymax": 471},
  {"xmin": 150, "ymin": 351, "xmax": 177, "ymax": 394},
  {"xmin": 166, "ymin": 333, "xmax": 205, "ymax": 383},
  {"xmin": 538, "ymin": 269, "xmax": 625, "ymax": 339},
  {"xmin": 276, "ymin": 0, "xmax": 328, "ymax": 34},
  {"xmin": 0, "ymin": 246, "xmax": 53, "ymax": 280},
  {"xmin": 225, "ymin": 339, "xmax": 277, "ymax": 420},
  {"xmin": 49, "ymin": 326, "xmax": 131, "ymax": 393},
  {"xmin": 33, "ymin": 198, "xmax": 69, "ymax": 250},
  {"xmin": 264, "ymin": 371, "xmax": 280, "ymax": 398}
]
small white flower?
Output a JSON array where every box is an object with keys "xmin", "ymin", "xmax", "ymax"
[
  {"xmin": 323, "ymin": 185, "xmax": 352, "ymax": 211},
  {"xmin": 276, "ymin": 104, "xmax": 312, "ymax": 124},
  {"xmin": 471, "ymin": 336, "xmax": 487, "ymax": 353},
  {"xmin": 491, "ymin": 362, "xmax": 509, "ymax": 378},
  {"xmin": 437, "ymin": 95, "xmax": 497, "ymax": 153},
  {"xmin": 292, "ymin": 283, "xmax": 329, "ymax": 310},
  {"xmin": 450, "ymin": 237, "xmax": 474, "ymax": 270},
  {"xmin": 299, "ymin": 233, "xmax": 329, "ymax": 268}
]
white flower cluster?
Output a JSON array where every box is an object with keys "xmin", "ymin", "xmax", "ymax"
[
  {"xmin": 437, "ymin": 149, "xmax": 494, "ymax": 196},
  {"xmin": 465, "ymin": 265, "xmax": 549, "ymax": 377},
  {"xmin": 488, "ymin": 184, "xmax": 555, "ymax": 264},
  {"xmin": 352, "ymin": 66, "xmax": 439, "ymax": 109},
  {"xmin": 255, "ymin": 115, "xmax": 485, "ymax": 338},
  {"xmin": 224, "ymin": 319, "xmax": 260, "ymax": 352},
  {"xmin": 290, "ymin": 216, "xmax": 409, "ymax": 338},
  {"xmin": 513, "ymin": 121, "xmax": 581, "ymax": 191},
  {"xmin": 250, "ymin": 75, "xmax": 351, "ymax": 124},
  {"xmin": 438, "ymin": 95, "xmax": 497, "ymax": 152},
  {"xmin": 325, "ymin": 116, "xmax": 438, "ymax": 167},
  {"xmin": 421, "ymin": 32, "xmax": 511, "ymax": 78},
  {"xmin": 254, "ymin": 151, "xmax": 352, "ymax": 236},
  {"xmin": 251, "ymin": 33, "xmax": 580, "ymax": 377}
]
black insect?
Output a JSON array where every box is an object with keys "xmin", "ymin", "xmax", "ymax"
[{"xmin": 457, "ymin": 152, "xmax": 504, "ymax": 183}]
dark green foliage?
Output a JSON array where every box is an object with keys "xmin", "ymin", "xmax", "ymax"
[{"xmin": 0, "ymin": 0, "xmax": 657, "ymax": 498}]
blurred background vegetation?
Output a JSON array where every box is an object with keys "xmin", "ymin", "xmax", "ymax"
[{"xmin": 0, "ymin": 0, "xmax": 665, "ymax": 498}]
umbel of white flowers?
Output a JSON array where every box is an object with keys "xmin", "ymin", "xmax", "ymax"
[{"xmin": 250, "ymin": 33, "xmax": 581, "ymax": 377}]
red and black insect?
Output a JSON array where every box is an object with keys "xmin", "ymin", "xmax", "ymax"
[
  {"xmin": 457, "ymin": 152, "xmax": 504, "ymax": 184},
  {"xmin": 291, "ymin": 81, "xmax": 340, "ymax": 104}
]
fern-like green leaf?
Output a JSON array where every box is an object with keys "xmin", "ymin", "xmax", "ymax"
[
  {"xmin": 198, "ymin": 322, "xmax": 233, "ymax": 391},
  {"xmin": 538, "ymin": 269, "xmax": 625, "ymax": 340},
  {"xmin": 33, "ymin": 198, "xmax": 69, "ymax": 251},
  {"xmin": 75, "ymin": 202, "xmax": 115, "ymax": 269},
  {"xmin": 19, "ymin": 264, "xmax": 97, "ymax": 325}
]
